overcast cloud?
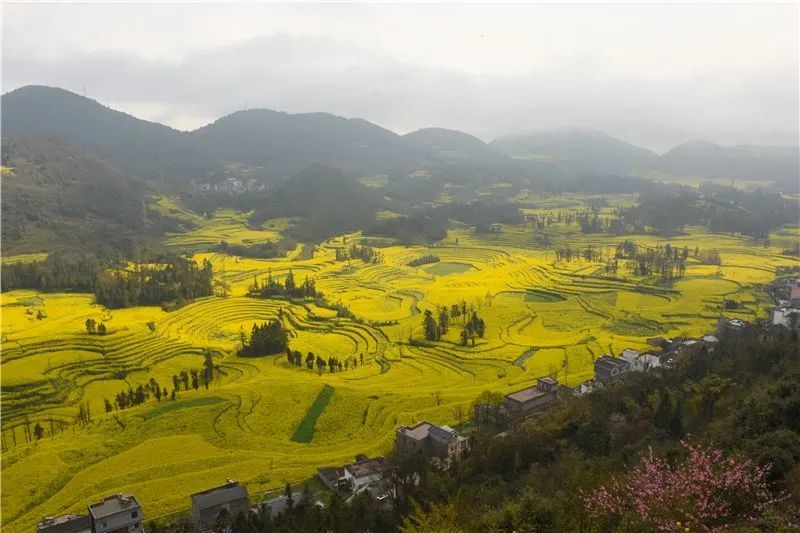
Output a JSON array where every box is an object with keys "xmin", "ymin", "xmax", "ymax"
[{"xmin": 2, "ymin": 2, "xmax": 798, "ymax": 152}]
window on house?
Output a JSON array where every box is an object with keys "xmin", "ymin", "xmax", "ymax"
[{"xmin": 131, "ymin": 511, "xmax": 138, "ymax": 518}]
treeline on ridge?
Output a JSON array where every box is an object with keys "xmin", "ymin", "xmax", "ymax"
[{"xmin": 588, "ymin": 185, "xmax": 798, "ymax": 239}]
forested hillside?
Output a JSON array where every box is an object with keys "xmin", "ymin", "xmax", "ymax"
[{"xmin": 0, "ymin": 136, "xmax": 178, "ymax": 252}]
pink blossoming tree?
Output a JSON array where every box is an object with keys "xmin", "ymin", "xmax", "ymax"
[{"xmin": 583, "ymin": 441, "xmax": 789, "ymax": 531}]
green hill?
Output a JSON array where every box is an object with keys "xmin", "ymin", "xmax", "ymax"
[
  {"xmin": 0, "ymin": 136, "xmax": 174, "ymax": 252},
  {"xmin": 490, "ymin": 128, "xmax": 658, "ymax": 176},
  {"xmin": 1, "ymin": 85, "xmax": 214, "ymax": 182},
  {"xmin": 649, "ymin": 140, "xmax": 799, "ymax": 185}
]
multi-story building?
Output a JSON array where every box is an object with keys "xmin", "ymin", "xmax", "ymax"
[
  {"xmin": 88, "ymin": 494, "xmax": 142, "ymax": 533},
  {"xmin": 594, "ymin": 355, "xmax": 631, "ymax": 384},
  {"xmin": 503, "ymin": 377, "xmax": 559, "ymax": 420},
  {"xmin": 395, "ymin": 421, "xmax": 469, "ymax": 467}
]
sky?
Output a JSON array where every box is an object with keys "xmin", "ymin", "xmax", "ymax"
[{"xmin": 2, "ymin": 2, "xmax": 798, "ymax": 152}]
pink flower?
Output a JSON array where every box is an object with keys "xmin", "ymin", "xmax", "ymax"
[{"xmin": 582, "ymin": 441, "xmax": 789, "ymax": 531}]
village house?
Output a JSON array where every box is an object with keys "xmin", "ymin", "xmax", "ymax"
[
  {"xmin": 638, "ymin": 352, "xmax": 663, "ymax": 370},
  {"xmin": 503, "ymin": 377, "xmax": 560, "ymax": 421},
  {"xmin": 619, "ymin": 349, "xmax": 644, "ymax": 371},
  {"xmin": 594, "ymin": 355, "xmax": 631, "ymax": 384},
  {"xmin": 37, "ymin": 514, "xmax": 90, "ymax": 533},
  {"xmin": 318, "ymin": 455, "xmax": 391, "ymax": 494},
  {"xmin": 343, "ymin": 456, "xmax": 390, "ymax": 492},
  {"xmin": 316, "ymin": 466, "xmax": 348, "ymax": 492},
  {"xmin": 475, "ymin": 378, "xmax": 561, "ymax": 431},
  {"xmin": 771, "ymin": 290, "xmax": 800, "ymax": 329},
  {"xmin": 561, "ymin": 379, "xmax": 597, "ymax": 397},
  {"xmin": 88, "ymin": 494, "xmax": 143, "ymax": 533},
  {"xmin": 717, "ymin": 317, "xmax": 748, "ymax": 334},
  {"xmin": 395, "ymin": 422, "xmax": 470, "ymax": 467},
  {"xmin": 190, "ymin": 480, "xmax": 250, "ymax": 532},
  {"xmin": 258, "ymin": 493, "xmax": 301, "ymax": 517},
  {"xmin": 256, "ymin": 492, "xmax": 315, "ymax": 518}
]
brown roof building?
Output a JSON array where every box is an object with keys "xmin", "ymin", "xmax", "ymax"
[
  {"xmin": 503, "ymin": 377, "xmax": 559, "ymax": 420},
  {"xmin": 395, "ymin": 422, "xmax": 469, "ymax": 467}
]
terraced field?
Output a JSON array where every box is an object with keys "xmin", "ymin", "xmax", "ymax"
[{"xmin": 2, "ymin": 205, "xmax": 798, "ymax": 532}]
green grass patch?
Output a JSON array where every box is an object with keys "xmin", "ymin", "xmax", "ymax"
[
  {"xmin": 291, "ymin": 385, "xmax": 335, "ymax": 443},
  {"xmin": 17, "ymin": 296, "xmax": 45, "ymax": 307},
  {"xmin": 142, "ymin": 396, "xmax": 226, "ymax": 421},
  {"xmin": 582, "ymin": 291, "xmax": 618, "ymax": 307},
  {"xmin": 424, "ymin": 262, "xmax": 473, "ymax": 276},
  {"xmin": 607, "ymin": 317, "xmax": 667, "ymax": 337},
  {"xmin": 524, "ymin": 289, "xmax": 566, "ymax": 303}
]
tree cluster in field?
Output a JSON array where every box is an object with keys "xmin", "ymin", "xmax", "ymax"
[
  {"xmin": 407, "ymin": 254, "xmax": 440, "ymax": 267},
  {"xmin": 358, "ymin": 238, "xmax": 393, "ymax": 249},
  {"xmin": 317, "ymin": 297, "xmax": 356, "ymax": 319},
  {"xmin": 1, "ymin": 251, "xmax": 214, "ymax": 309},
  {"xmin": 285, "ymin": 350, "xmax": 365, "ymax": 374},
  {"xmin": 536, "ymin": 186, "xmax": 798, "ymax": 241},
  {"xmin": 366, "ymin": 202, "xmax": 523, "ymax": 245},
  {"xmin": 615, "ymin": 240, "xmax": 690, "ymax": 282},
  {"xmin": 581, "ymin": 213, "xmax": 627, "ymax": 235},
  {"xmin": 335, "ymin": 244, "xmax": 383, "ymax": 263},
  {"xmin": 554, "ymin": 240, "xmax": 718, "ymax": 283},
  {"xmin": 84, "ymin": 318, "xmax": 107, "ymax": 335},
  {"xmin": 28, "ymin": 308, "xmax": 47, "ymax": 320},
  {"xmin": 106, "ymin": 352, "xmax": 216, "ymax": 413},
  {"xmin": 526, "ymin": 210, "xmax": 585, "ymax": 230},
  {"xmin": 238, "ymin": 320, "xmax": 289, "ymax": 357},
  {"xmin": 249, "ymin": 270, "xmax": 317, "ymax": 300},
  {"xmin": 212, "ymin": 239, "xmax": 294, "ymax": 259},
  {"xmin": 421, "ymin": 302, "xmax": 485, "ymax": 346},
  {"xmin": 96, "ymin": 257, "xmax": 214, "ymax": 309},
  {"xmin": 616, "ymin": 187, "xmax": 797, "ymax": 239}
]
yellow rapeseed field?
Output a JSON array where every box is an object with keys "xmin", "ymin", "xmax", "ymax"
[{"xmin": 2, "ymin": 203, "xmax": 798, "ymax": 532}]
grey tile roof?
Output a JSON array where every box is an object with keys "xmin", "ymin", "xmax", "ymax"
[
  {"xmin": 88, "ymin": 494, "xmax": 140, "ymax": 519},
  {"xmin": 505, "ymin": 386, "xmax": 547, "ymax": 404},
  {"xmin": 397, "ymin": 422, "xmax": 433, "ymax": 440},
  {"xmin": 191, "ymin": 482, "xmax": 249, "ymax": 511},
  {"xmin": 346, "ymin": 457, "xmax": 388, "ymax": 478}
]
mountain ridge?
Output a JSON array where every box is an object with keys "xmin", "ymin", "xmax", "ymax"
[{"xmin": 2, "ymin": 85, "xmax": 797, "ymax": 185}]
